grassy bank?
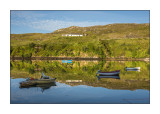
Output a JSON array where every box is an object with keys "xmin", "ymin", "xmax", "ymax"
[
  {"xmin": 11, "ymin": 38, "xmax": 150, "ymax": 58},
  {"xmin": 10, "ymin": 23, "xmax": 150, "ymax": 58}
]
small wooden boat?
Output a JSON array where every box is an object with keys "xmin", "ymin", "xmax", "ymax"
[
  {"xmin": 20, "ymin": 78, "xmax": 56, "ymax": 88},
  {"xmin": 126, "ymin": 69, "xmax": 140, "ymax": 72},
  {"xmin": 20, "ymin": 72, "xmax": 56, "ymax": 88},
  {"xmin": 96, "ymin": 70, "xmax": 120, "ymax": 80},
  {"xmin": 125, "ymin": 67, "xmax": 140, "ymax": 70},
  {"xmin": 96, "ymin": 70, "xmax": 120, "ymax": 76}
]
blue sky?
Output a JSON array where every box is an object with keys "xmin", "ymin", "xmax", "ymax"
[{"xmin": 11, "ymin": 10, "xmax": 149, "ymax": 34}]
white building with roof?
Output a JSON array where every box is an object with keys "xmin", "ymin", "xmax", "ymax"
[{"xmin": 62, "ymin": 34, "xmax": 83, "ymax": 37}]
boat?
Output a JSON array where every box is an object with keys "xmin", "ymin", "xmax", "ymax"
[
  {"xmin": 125, "ymin": 67, "xmax": 140, "ymax": 70},
  {"xmin": 96, "ymin": 70, "xmax": 120, "ymax": 76},
  {"xmin": 20, "ymin": 78, "xmax": 56, "ymax": 88},
  {"xmin": 62, "ymin": 60, "xmax": 72, "ymax": 63},
  {"xmin": 96, "ymin": 70, "xmax": 120, "ymax": 80},
  {"xmin": 20, "ymin": 72, "xmax": 56, "ymax": 88},
  {"xmin": 126, "ymin": 69, "xmax": 140, "ymax": 72}
]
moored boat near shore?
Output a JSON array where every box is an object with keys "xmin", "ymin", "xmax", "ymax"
[
  {"xmin": 96, "ymin": 70, "xmax": 120, "ymax": 76},
  {"xmin": 126, "ymin": 69, "xmax": 140, "ymax": 72},
  {"xmin": 20, "ymin": 72, "xmax": 56, "ymax": 88},
  {"xmin": 20, "ymin": 78, "xmax": 56, "ymax": 88}
]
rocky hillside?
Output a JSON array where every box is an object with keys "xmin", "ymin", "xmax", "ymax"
[{"xmin": 52, "ymin": 23, "xmax": 150, "ymax": 39}]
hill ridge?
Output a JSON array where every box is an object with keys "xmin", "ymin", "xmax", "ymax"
[{"xmin": 52, "ymin": 23, "xmax": 150, "ymax": 39}]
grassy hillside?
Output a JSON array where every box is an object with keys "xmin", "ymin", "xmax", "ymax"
[
  {"xmin": 10, "ymin": 23, "xmax": 150, "ymax": 58},
  {"xmin": 53, "ymin": 23, "xmax": 149, "ymax": 39}
]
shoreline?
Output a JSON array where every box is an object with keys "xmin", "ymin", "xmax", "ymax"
[{"xmin": 10, "ymin": 57, "xmax": 150, "ymax": 61}]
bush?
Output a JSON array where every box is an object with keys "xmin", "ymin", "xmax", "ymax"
[{"xmin": 29, "ymin": 43, "xmax": 36, "ymax": 49}]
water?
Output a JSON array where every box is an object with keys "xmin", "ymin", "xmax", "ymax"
[{"xmin": 10, "ymin": 60, "xmax": 150, "ymax": 104}]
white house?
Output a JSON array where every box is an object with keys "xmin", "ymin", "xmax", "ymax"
[{"xmin": 62, "ymin": 34, "xmax": 83, "ymax": 37}]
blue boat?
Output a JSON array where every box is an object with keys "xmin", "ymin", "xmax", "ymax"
[{"xmin": 62, "ymin": 60, "xmax": 72, "ymax": 63}]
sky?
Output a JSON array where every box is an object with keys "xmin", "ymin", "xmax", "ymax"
[{"xmin": 11, "ymin": 10, "xmax": 149, "ymax": 34}]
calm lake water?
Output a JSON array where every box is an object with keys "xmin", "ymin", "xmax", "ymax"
[{"xmin": 10, "ymin": 60, "xmax": 150, "ymax": 104}]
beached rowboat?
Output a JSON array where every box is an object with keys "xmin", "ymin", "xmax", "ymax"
[{"xmin": 96, "ymin": 70, "xmax": 120, "ymax": 76}]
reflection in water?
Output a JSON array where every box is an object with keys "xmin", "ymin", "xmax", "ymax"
[
  {"xmin": 20, "ymin": 82, "xmax": 56, "ymax": 93},
  {"xmin": 65, "ymin": 80, "xmax": 82, "ymax": 82},
  {"xmin": 10, "ymin": 60, "xmax": 150, "ymax": 90},
  {"xmin": 97, "ymin": 75, "xmax": 120, "ymax": 80},
  {"xmin": 10, "ymin": 60, "xmax": 150, "ymax": 103},
  {"xmin": 11, "ymin": 78, "xmax": 149, "ymax": 104}
]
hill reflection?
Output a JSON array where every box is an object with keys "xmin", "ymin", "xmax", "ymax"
[{"xmin": 10, "ymin": 60, "xmax": 150, "ymax": 90}]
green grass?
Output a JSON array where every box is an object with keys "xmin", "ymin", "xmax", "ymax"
[
  {"xmin": 10, "ymin": 23, "xmax": 150, "ymax": 58},
  {"xmin": 10, "ymin": 37, "xmax": 150, "ymax": 58}
]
